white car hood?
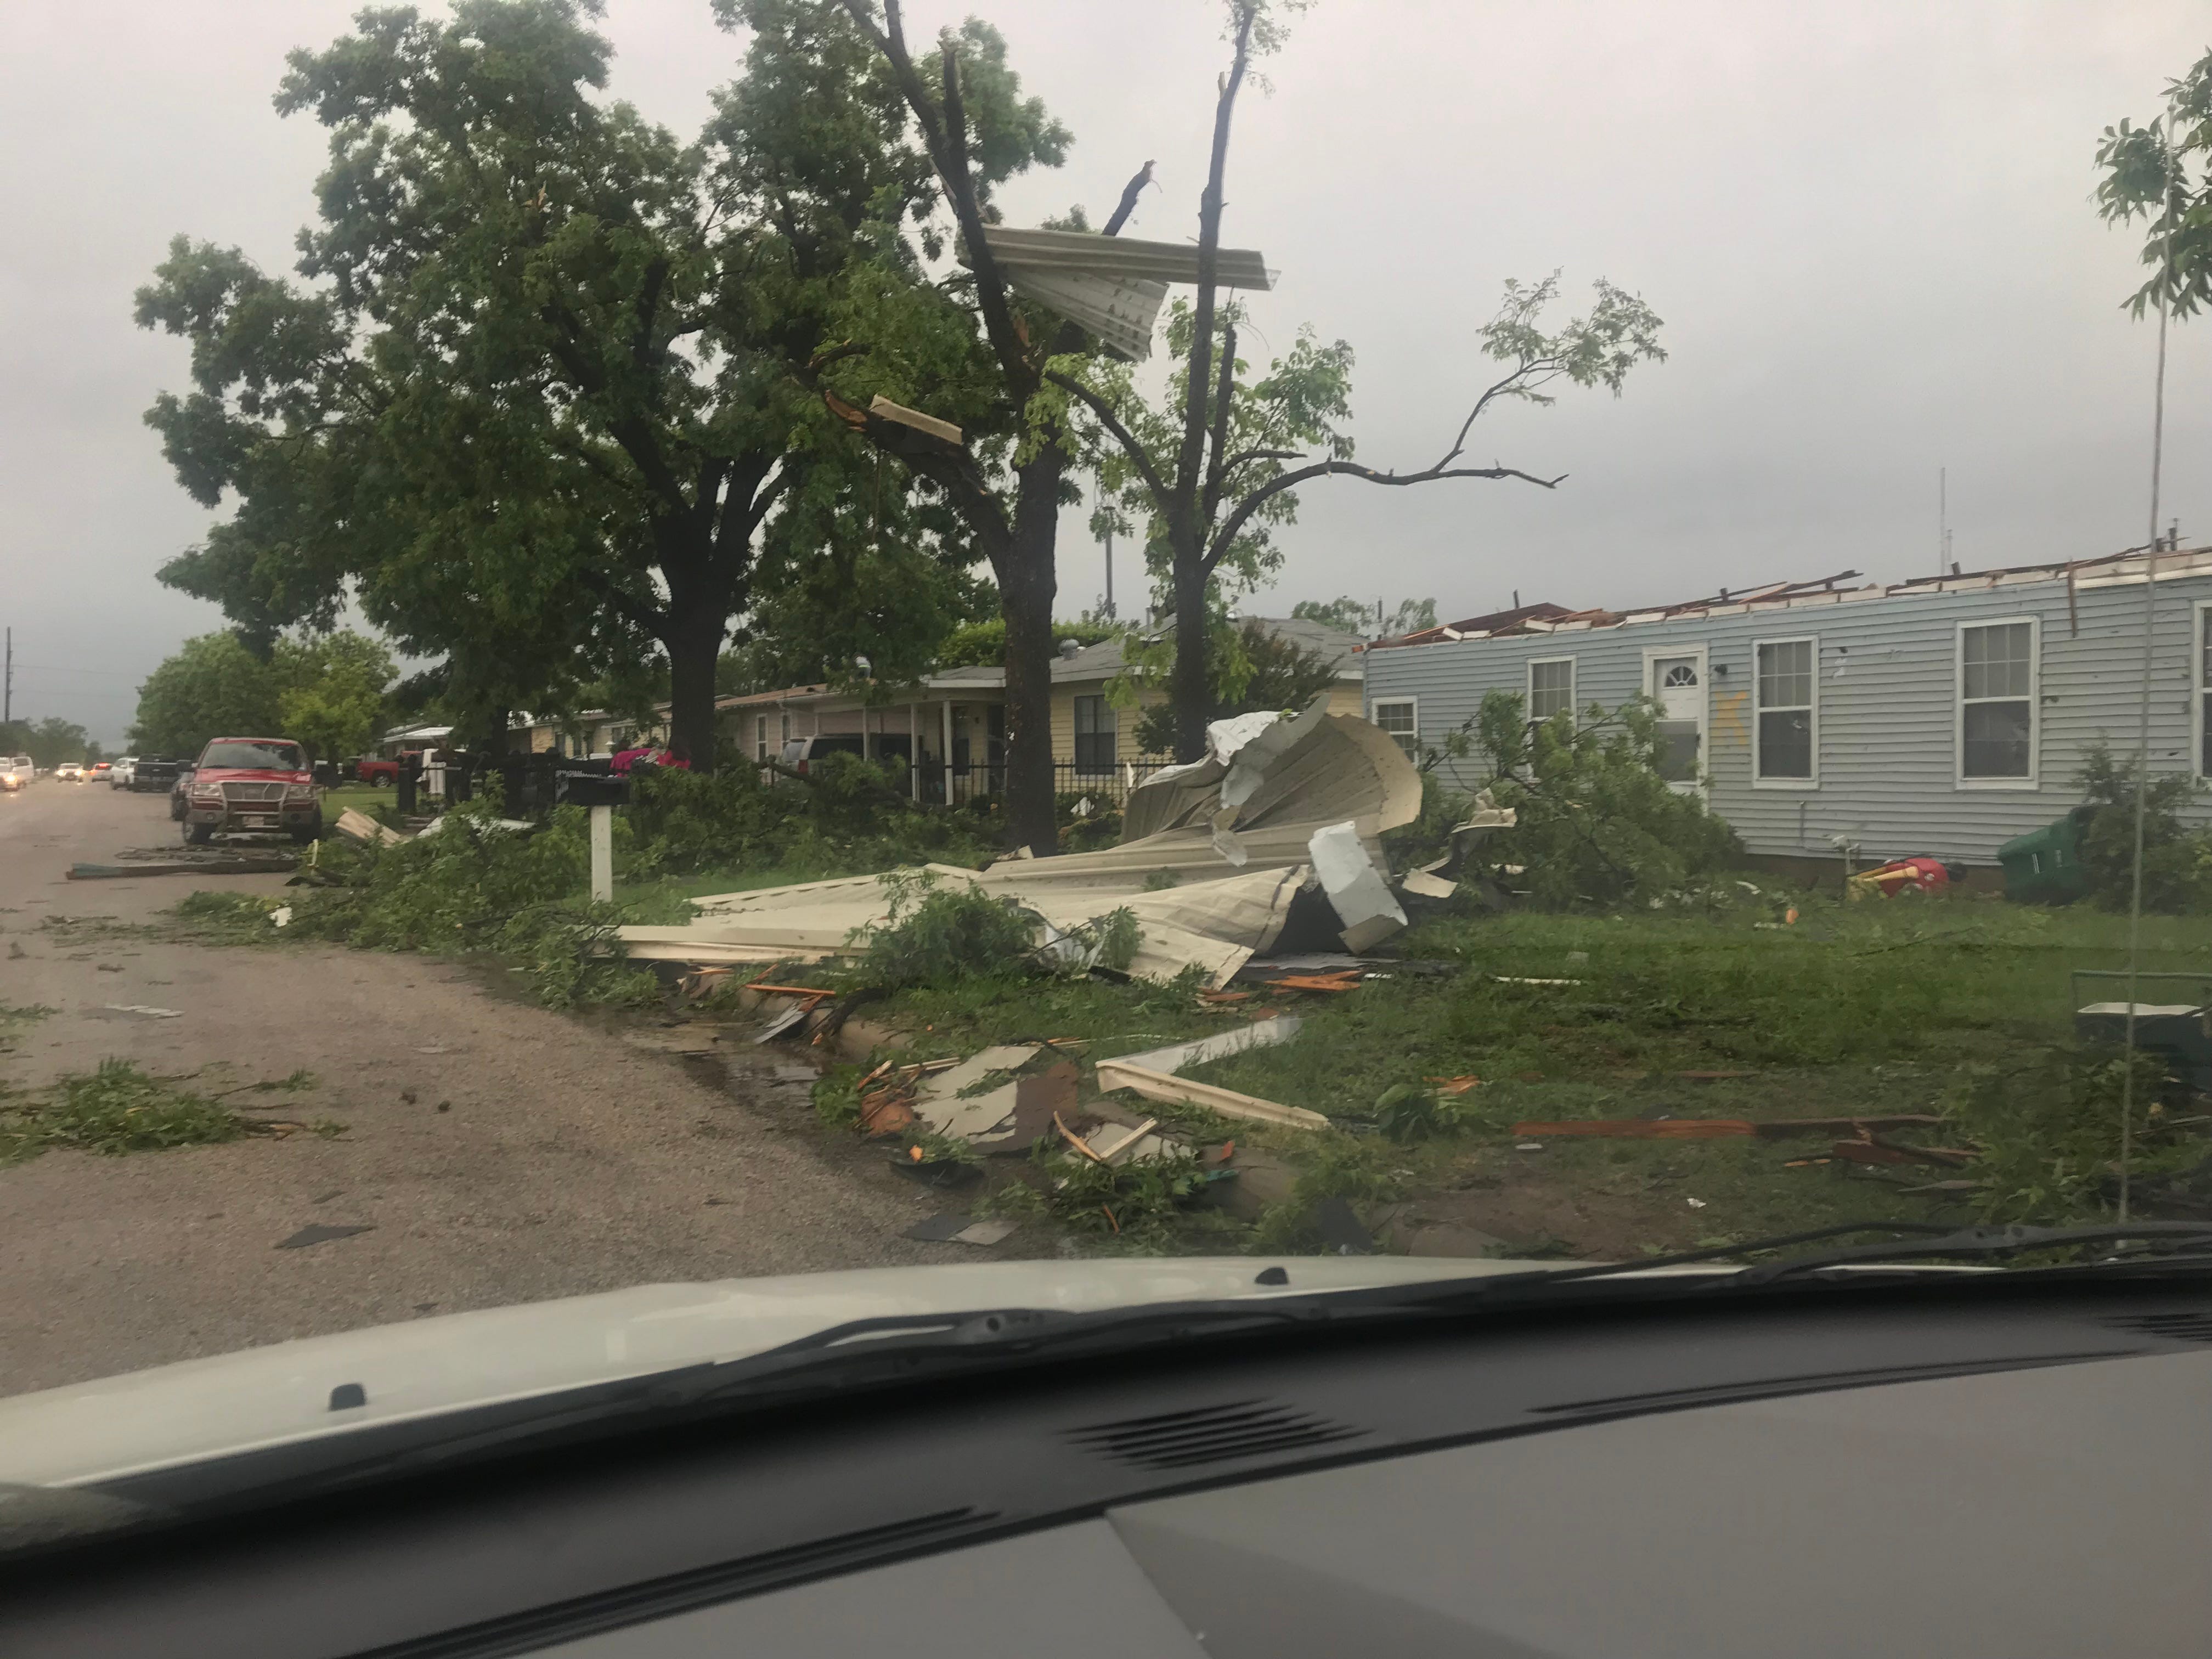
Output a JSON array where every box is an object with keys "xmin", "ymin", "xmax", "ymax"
[{"xmin": 0, "ymin": 1255, "xmax": 1552, "ymax": 1489}]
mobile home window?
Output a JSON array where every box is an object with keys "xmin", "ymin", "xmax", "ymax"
[
  {"xmin": 1072, "ymin": 695, "xmax": 1116, "ymax": 775},
  {"xmin": 1959, "ymin": 619, "xmax": 2037, "ymax": 782},
  {"xmin": 755, "ymin": 715, "xmax": 768, "ymax": 763},
  {"xmin": 1754, "ymin": 638, "xmax": 1815, "ymax": 782},
  {"xmin": 1372, "ymin": 698, "xmax": 1418, "ymax": 757},
  {"xmin": 1528, "ymin": 658, "xmax": 1575, "ymax": 722}
]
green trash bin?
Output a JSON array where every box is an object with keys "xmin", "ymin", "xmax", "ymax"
[{"xmin": 1998, "ymin": 805, "xmax": 2094, "ymax": 905}]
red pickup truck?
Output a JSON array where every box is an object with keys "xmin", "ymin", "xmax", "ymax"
[
  {"xmin": 180, "ymin": 737, "xmax": 322, "ymax": 845},
  {"xmin": 353, "ymin": 751, "xmax": 431, "ymax": 785}
]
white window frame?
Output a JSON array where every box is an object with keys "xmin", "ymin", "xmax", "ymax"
[
  {"xmin": 1526, "ymin": 656, "xmax": 1577, "ymax": 724},
  {"xmin": 1640, "ymin": 643, "xmax": 1709, "ymax": 794},
  {"xmin": 2194, "ymin": 600, "xmax": 2211, "ymax": 781},
  {"xmin": 755, "ymin": 714, "xmax": 769, "ymax": 763},
  {"xmin": 1751, "ymin": 634, "xmax": 1819, "ymax": 790},
  {"xmin": 1370, "ymin": 696, "xmax": 1419, "ymax": 756},
  {"xmin": 1955, "ymin": 616, "xmax": 2041, "ymax": 790}
]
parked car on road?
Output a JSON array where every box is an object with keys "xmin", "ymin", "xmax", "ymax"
[
  {"xmin": 55, "ymin": 763, "xmax": 84, "ymax": 781},
  {"xmin": 178, "ymin": 738, "xmax": 321, "ymax": 844},
  {"xmin": 109, "ymin": 757, "xmax": 136, "ymax": 786},
  {"xmin": 169, "ymin": 767, "xmax": 194, "ymax": 820},
  {"xmin": 0, "ymin": 758, "xmax": 29, "ymax": 792},
  {"xmin": 130, "ymin": 755, "xmax": 181, "ymax": 794}
]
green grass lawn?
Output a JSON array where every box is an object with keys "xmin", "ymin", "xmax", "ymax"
[
  {"xmin": 318, "ymin": 782, "xmax": 393, "ymax": 826},
  {"xmin": 838, "ymin": 889, "xmax": 2212, "ymax": 1257}
]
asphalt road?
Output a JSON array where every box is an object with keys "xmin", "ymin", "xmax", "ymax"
[{"xmin": 0, "ymin": 777, "xmax": 979, "ymax": 1396}]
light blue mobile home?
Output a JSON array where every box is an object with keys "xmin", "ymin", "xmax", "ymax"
[{"xmin": 1361, "ymin": 548, "xmax": 2212, "ymax": 868}]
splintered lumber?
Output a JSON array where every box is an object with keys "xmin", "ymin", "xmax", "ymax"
[{"xmin": 1092, "ymin": 1060, "xmax": 1329, "ymax": 1131}]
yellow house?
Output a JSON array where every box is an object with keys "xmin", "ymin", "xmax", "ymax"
[
  {"xmin": 504, "ymin": 617, "xmax": 1365, "ymax": 796},
  {"xmin": 1046, "ymin": 616, "xmax": 1367, "ymax": 784}
]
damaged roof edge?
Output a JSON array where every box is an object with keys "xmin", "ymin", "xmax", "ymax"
[{"xmin": 1377, "ymin": 543, "xmax": 2212, "ymax": 648}]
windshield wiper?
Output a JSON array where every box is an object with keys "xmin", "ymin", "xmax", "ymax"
[{"xmin": 1714, "ymin": 1221, "xmax": 2212, "ymax": 1285}]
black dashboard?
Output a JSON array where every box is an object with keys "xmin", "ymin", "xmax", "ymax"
[{"xmin": 7, "ymin": 1276, "xmax": 2210, "ymax": 1658}]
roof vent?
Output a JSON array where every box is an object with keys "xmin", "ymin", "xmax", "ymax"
[
  {"xmin": 1063, "ymin": 1400, "xmax": 1366, "ymax": 1471},
  {"xmin": 1058, "ymin": 638, "xmax": 1082, "ymax": 659}
]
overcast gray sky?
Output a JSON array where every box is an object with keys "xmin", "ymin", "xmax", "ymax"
[{"xmin": 2, "ymin": 1, "xmax": 2205, "ymax": 744}]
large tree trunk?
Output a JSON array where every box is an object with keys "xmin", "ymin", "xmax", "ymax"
[
  {"xmin": 1170, "ymin": 559, "xmax": 1212, "ymax": 764},
  {"xmin": 662, "ymin": 540, "xmax": 731, "ymax": 773},
  {"xmin": 664, "ymin": 610, "xmax": 726, "ymax": 774},
  {"xmin": 998, "ymin": 457, "xmax": 1064, "ymax": 856}
]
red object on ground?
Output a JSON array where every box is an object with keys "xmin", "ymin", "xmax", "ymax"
[
  {"xmin": 612, "ymin": 746, "xmax": 690, "ymax": 774},
  {"xmin": 1851, "ymin": 856, "xmax": 1951, "ymax": 898}
]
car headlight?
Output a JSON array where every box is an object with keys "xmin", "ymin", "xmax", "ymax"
[
  {"xmin": 190, "ymin": 785, "xmax": 222, "ymax": 801},
  {"xmin": 284, "ymin": 784, "xmax": 318, "ymax": 801}
]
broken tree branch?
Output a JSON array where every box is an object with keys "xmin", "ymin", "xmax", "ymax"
[
  {"xmin": 1205, "ymin": 458, "xmax": 1567, "ymax": 573},
  {"xmin": 1044, "ymin": 368, "xmax": 1172, "ymax": 509}
]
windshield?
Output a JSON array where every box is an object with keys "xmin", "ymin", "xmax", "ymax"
[
  {"xmin": 196, "ymin": 741, "xmax": 304, "ymax": 770},
  {"xmin": 3, "ymin": 0, "xmax": 2210, "ymax": 1536}
]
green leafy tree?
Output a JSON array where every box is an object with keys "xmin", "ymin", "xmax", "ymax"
[
  {"xmin": 2073, "ymin": 743, "xmax": 2210, "ymax": 913},
  {"xmin": 1464, "ymin": 691, "xmax": 1741, "ymax": 909},
  {"xmin": 129, "ymin": 634, "xmax": 285, "ymax": 757},
  {"xmin": 930, "ymin": 615, "xmax": 1121, "ymax": 670},
  {"xmin": 1291, "ymin": 596, "xmax": 1435, "ymax": 637},
  {"xmin": 137, "ymin": 0, "xmax": 958, "ymax": 773},
  {"xmin": 277, "ymin": 633, "xmax": 397, "ymax": 764},
  {"xmin": 1127, "ymin": 616, "xmax": 1345, "ymax": 753},
  {"xmin": 2096, "ymin": 49, "xmax": 2212, "ymax": 319},
  {"xmin": 130, "ymin": 630, "xmax": 395, "ymax": 760},
  {"xmin": 0, "ymin": 717, "xmax": 95, "ymax": 769},
  {"xmin": 1052, "ymin": 1, "xmax": 1663, "ymax": 761},
  {"xmin": 801, "ymin": 0, "xmax": 1150, "ymax": 853}
]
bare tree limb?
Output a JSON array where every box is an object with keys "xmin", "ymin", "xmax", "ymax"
[
  {"xmin": 1205, "ymin": 459, "xmax": 1566, "ymax": 574},
  {"xmin": 1199, "ymin": 319, "xmax": 1238, "ymax": 520},
  {"xmin": 1171, "ymin": 5, "xmax": 1256, "ymax": 535},
  {"xmin": 1103, "ymin": 160, "xmax": 1154, "ymax": 235},
  {"xmin": 1045, "ymin": 368, "xmax": 1172, "ymax": 510},
  {"xmin": 1426, "ymin": 358, "xmax": 1568, "ymax": 472}
]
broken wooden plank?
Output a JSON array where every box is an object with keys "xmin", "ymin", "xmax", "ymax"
[
  {"xmin": 1091, "ymin": 1118, "xmax": 1159, "ymax": 1163},
  {"xmin": 1054, "ymin": 1111, "xmax": 1107, "ymax": 1163},
  {"xmin": 1092, "ymin": 1060, "xmax": 1330, "ymax": 1131},
  {"xmin": 1266, "ymin": 972, "xmax": 1363, "ymax": 994}
]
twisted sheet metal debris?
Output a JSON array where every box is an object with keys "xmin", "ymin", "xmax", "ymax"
[{"xmin": 615, "ymin": 697, "xmax": 1425, "ymax": 983}]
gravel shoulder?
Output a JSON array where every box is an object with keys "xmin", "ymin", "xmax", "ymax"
[{"xmin": 0, "ymin": 782, "xmax": 981, "ymax": 1396}]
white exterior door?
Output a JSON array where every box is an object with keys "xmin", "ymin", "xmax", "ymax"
[{"xmin": 1648, "ymin": 651, "xmax": 1706, "ymax": 786}]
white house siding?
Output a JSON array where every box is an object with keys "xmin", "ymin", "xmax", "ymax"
[{"xmin": 1364, "ymin": 563, "xmax": 2212, "ymax": 866}]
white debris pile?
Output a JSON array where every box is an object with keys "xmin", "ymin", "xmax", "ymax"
[{"xmin": 616, "ymin": 696, "xmax": 1429, "ymax": 985}]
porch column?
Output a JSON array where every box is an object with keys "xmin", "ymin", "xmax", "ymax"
[
  {"xmin": 908, "ymin": 702, "xmax": 919, "ymax": 801},
  {"xmin": 942, "ymin": 700, "xmax": 955, "ymax": 804}
]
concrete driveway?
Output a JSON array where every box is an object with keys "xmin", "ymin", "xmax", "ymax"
[{"xmin": 0, "ymin": 778, "xmax": 981, "ymax": 1396}]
